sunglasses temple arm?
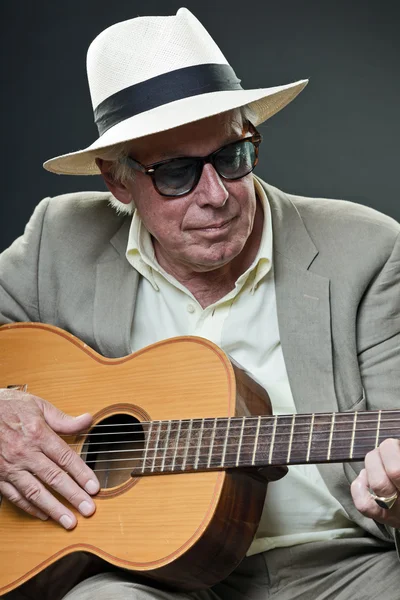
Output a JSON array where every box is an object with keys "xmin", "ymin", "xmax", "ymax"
[{"xmin": 121, "ymin": 156, "xmax": 147, "ymax": 174}]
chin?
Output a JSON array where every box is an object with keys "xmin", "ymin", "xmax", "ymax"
[{"xmin": 189, "ymin": 248, "xmax": 242, "ymax": 271}]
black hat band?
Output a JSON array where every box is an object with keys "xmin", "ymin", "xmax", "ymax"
[{"xmin": 94, "ymin": 63, "xmax": 243, "ymax": 136}]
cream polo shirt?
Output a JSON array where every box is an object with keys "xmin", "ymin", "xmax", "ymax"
[{"xmin": 126, "ymin": 178, "xmax": 363, "ymax": 555}]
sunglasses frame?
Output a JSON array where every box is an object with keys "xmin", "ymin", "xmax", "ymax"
[{"xmin": 120, "ymin": 127, "xmax": 262, "ymax": 198}]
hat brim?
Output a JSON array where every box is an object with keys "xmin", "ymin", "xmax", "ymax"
[{"xmin": 43, "ymin": 79, "xmax": 308, "ymax": 175}]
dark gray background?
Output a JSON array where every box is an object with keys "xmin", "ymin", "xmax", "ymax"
[{"xmin": 1, "ymin": 0, "xmax": 399, "ymax": 252}]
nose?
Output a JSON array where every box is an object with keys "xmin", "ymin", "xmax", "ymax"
[{"xmin": 194, "ymin": 163, "xmax": 229, "ymax": 208}]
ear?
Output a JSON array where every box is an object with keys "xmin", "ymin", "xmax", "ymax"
[{"xmin": 95, "ymin": 158, "xmax": 133, "ymax": 205}]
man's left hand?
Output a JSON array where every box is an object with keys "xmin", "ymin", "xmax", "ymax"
[{"xmin": 351, "ymin": 438, "xmax": 400, "ymax": 528}]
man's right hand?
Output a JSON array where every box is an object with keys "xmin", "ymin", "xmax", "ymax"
[{"xmin": 0, "ymin": 389, "xmax": 100, "ymax": 529}]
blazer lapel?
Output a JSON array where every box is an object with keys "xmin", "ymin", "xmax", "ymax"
[
  {"xmin": 93, "ymin": 218, "xmax": 139, "ymax": 358},
  {"xmin": 261, "ymin": 179, "xmax": 338, "ymax": 416}
]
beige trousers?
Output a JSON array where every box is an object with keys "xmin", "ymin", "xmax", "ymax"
[
  {"xmin": 58, "ymin": 537, "xmax": 400, "ymax": 600},
  {"xmin": 4, "ymin": 537, "xmax": 399, "ymax": 600}
]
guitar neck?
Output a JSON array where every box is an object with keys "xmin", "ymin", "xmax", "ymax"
[{"xmin": 131, "ymin": 410, "xmax": 400, "ymax": 476}]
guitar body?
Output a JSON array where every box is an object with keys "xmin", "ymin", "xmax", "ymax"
[{"xmin": 0, "ymin": 323, "xmax": 270, "ymax": 596}]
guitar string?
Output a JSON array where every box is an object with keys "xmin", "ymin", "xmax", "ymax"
[
  {"xmin": 69, "ymin": 436, "xmax": 394, "ymax": 456},
  {"xmin": 60, "ymin": 418, "xmax": 400, "ymax": 440},
  {"xmin": 60, "ymin": 411, "xmax": 400, "ymax": 435},
  {"xmin": 68, "ymin": 436, "xmax": 396, "ymax": 460},
  {"xmin": 69, "ymin": 442, "xmax": 391, "ymax": 473},
  {"xmin": 73, "ymin": 444, "xmax": 390, "ymax": 465},
  {"xmin": 64, "ymin": 426, "xmax": 400, "ymax": 452}
]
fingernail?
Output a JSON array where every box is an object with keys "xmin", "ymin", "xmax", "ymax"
[
  {"xmin": 79, "ymin": 500, "xmax": 95, "ymax": 517},
  {"xmin": 60, "ymin": 515, "xmax": 74, "ymax": 529},
  {"xmin": 37, "ymin": 511, "xmax": 49, "ymax": 521},
  {"xmin": 85, "ymin": 479, "xmax": 100, "ymax": 494},
  {"xmin": 75, "ymin": 413, "xmax": 90, "ymax": 419}
]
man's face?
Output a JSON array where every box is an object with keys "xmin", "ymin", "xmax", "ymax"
[{"xmin": 120, "ymin": 111, "xmax": 258, "ymax": 276}]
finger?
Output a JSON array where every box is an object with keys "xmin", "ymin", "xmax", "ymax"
[
  {"xmin": 351, "ymin": 468, "xmax": 385, "ymax": 520},
  {"xmin": 378, "ymin": 438, "xmax": 400, "ymax": 491},
  {"xmin": 28, "ymin": 454, "xmax": 96, "ymax": 517},
  {"xmin": 0, "ymin": 481, "xmax": 49, "ymax": 521},
  {"xmin": 35, "ymin": 397, "xmax": 93, "ymax": 436},
  {"xmin": 40, "ymin": 434, "xmax": 100, "ymax": 495},
  {"xmin": 8, "ymin": 470, "xmax": 78, "ymax": 529},
  {"xmin": 365, "ymin": 447, "xmax": 398, "ymax": 498}
]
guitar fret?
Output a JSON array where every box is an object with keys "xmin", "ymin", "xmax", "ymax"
[
  {"xmin": 161, "ymin": 420, "xmax": 172, "ymax": 472},
  {"xmin": 207, "ymin": 419, "xmax": 218, "ymax": 468},
  {"xmin": 181, "ymin": 418, "xmax": 193, "ymax": 470},
  {"xmin": 349, "ymin": 412, "xmax": 358, "ymax": 459},
  {"xmin": 286, "ymin": 414, "xmax": 296, "ymax": 463},
  {"xmin": 268, "ymin": 415, "xmax": 278, "ymax": 464},
  {"xmin": 252, "ymin": 416, "xmax": 261, "ymax": 466},
  {"xmin": 327, "ymin": 413, "xmax": 335, "ymax": 461},
  {"xmin": 194, "ymin": 418, "xmax": 205, "ymax": 470},
  {"xmin": 306, "ymin": 414, "xmax": 315, "ymax": 462},
  {"xmin": 236, "ymin": 417, "xmax": 246, "ymax": 467},
  {"xmin": 221, "ymin": 417, "xmax": 231, "ymax": 467},
  {"xmin": 171, "ymin": 420, "xmax": 181, "ymax": 471},
  {"xmin": 142, "ymin": 421, "xmax": 153, "ymax": 473},
  {"xmin": 151, "ymin": 422, "xmax": 162, "ymax": 473},
  {"xmin": 375, "ymin": 410, "xmax": 382, "ymax": 448}
]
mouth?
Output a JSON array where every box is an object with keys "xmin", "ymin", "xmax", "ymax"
[{"xmin": 191, "ymin": 218, "xmax": 234, "ymax": 232}]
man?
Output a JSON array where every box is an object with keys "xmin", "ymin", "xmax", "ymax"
[{"xmin": 1, "ymin": 7, "xmax": 400, "ymax": 600}]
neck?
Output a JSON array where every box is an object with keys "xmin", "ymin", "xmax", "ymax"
[{"xmin": 131, "ymin": 410, "xmax": 400, "ymax": 477}]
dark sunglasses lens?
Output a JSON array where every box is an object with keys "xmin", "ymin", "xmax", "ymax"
[
  {"xmin": 214, "ymin": 140, "xmax": 256, "ymax": 180},
  {"xmin": 154, "ymin": 158, "xmax": 201, "ymax": 196}
]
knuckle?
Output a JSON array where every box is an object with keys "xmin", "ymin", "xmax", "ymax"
[
  {"xmin": 365, "ymin": 450, "xmax": 376, "ymax": 462},
  {"xmin": 7, "ymin": 470, "xmax": 24, "ymax": 486},
  {"xmin": 57, "ymin": 447, "xmax": 76, "ymax": 470},
  {"xmin": 24, "ymin": 483, "xmax": 42, "ymax": 503},
  {"xmin": 2, "ymin": 442, "xmax": 26, "ymax": 464},
  {"xmin": 47, "ymin": 505, "xmax": 63, "ymax": 521},
  {"xmin": 0, "ymin": 461, "xmax": 10, "ymax": 479},
  {"xmin": 372, "ymin": 476, "xmax": 391, "ymax": 494},
  {"xmin": 44, "ymin": 467, "xmax": 65, "ymax": 488},
  {"xmin": 66, "ymin": 489, "xmax": 81, "ymax": 505},
  {"xmin": 350, "ymin": 479, "xmax": 358, "ymax": 494},
  {"xmin": 379, "ymin": 438, "xmax": 396, "ymax": 450},
  {"xmin": 12, "ymin": 496, "xmax": 35, "ymax": 516},
  {"xmin": 25, "ymin": 418, "xmax": 45, "ymax": 441},
  {"xmin": 7, "ymin": 491, "xmax": 22, "ymax": 504},
  {"xmin": 353, "ymin": 497, "xmax": 371, "ymax": 516},
  {"xmin": 385, "ymin": 466, "xmax": 400, "ymax": 482},
  {"xmin": 73, "ymin": 464, "xmax": 86, "ymax": 482}
]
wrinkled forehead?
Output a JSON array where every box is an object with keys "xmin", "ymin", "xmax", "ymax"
[{"xmin": 129, "ymin": 109, "xmax": 247, "ymax": 163}]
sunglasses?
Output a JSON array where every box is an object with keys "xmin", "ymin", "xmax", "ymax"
[{"xmin": 120, "ymin": 129, "xmax": 262, "ymax": 198}]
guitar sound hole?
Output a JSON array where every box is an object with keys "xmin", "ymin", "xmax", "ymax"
[{"xmin": 82, "ymin": 414, "xmax": 144, "ymax": 489}]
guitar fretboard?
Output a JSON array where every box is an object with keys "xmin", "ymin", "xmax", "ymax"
[{"xmin": 129, "ymin": 410, "xmax": 399, "ymax": 476}]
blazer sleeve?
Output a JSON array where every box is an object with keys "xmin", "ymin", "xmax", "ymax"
[
  {"xmin": 356, "ymin": 231, "xmax": 400, "ymax": 544},
  {"xmin": 357, "ymin": 231, "xmax": 400, "ymax": 411},
  {"xmin": 0, "ymin": 198, "xmax": 50, "ymax": 325}
]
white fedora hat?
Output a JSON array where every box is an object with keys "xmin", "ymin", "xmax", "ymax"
[{"xmin": 44, "ymin": 7, "xmax": 308, "ymax": 176}]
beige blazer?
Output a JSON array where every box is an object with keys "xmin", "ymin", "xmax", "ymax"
[{"xmin": 1, "ymin": 177, "xmax": 399, "ymax": 550}]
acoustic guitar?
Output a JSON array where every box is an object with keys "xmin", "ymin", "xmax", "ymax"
[{"xmin": 0, "ymin": 322, "xmax": 397, "ymax": 596}]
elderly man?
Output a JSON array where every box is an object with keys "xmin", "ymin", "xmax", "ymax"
[{"xmin": 1, "ymin": 8, "xmax": 400, "ymax": 600}]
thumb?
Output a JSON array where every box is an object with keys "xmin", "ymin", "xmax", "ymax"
[{"xmin": 38, "ymin": 398, "xmax": 93, "ymax": 434}]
